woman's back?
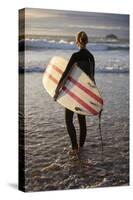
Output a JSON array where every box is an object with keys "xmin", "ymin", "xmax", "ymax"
[{"xmin": 72, "ymin": 48, "xmax": 95, "ymax": 81}]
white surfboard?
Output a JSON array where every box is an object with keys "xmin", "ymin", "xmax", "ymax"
[{"xmin": 42, "ymin": 56, "xmax": 103, "ymax": 116}]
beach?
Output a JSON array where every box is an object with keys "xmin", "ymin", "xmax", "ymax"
[
  {"xmin": 18, "ymin": 8, "xmax": 129, "ymax": 192},
  {"xmin": 17, "ymin": 20, "xmax": 130, "ymax": 190},
  {"xmin": 21, "ymin": 71, "xmax": 129, "ymax": 192}
]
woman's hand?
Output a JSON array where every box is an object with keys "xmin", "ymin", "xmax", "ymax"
[
  {"xmin": 53, "ymin": 82, "xmax": 64, "ymax": 101},
  {"xmin": 53, "ymin": 91, "xmax": 59, "ymax": 101}
]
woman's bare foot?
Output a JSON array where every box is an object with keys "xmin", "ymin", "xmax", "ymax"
[{"xmin": 68, "ymin": 149, "xmax": 79, "ymax": 156}]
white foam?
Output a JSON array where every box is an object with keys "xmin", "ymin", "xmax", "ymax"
[{"xmin": 23, "ymin": 39, "xmax": 129, "ymax": 51}]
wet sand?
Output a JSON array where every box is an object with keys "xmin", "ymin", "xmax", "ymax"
[{"xmin": 20, "ymin": 72, "xmax": 129, "ymax": 192}]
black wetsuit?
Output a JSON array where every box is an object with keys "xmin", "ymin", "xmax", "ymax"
[
  {"xmin": 59, "ymin": 48, "xmax": 95, "ymax": 84},
  {"xmin": 59, "ymin": 48, "xmax": 95, "ymax": 150}
]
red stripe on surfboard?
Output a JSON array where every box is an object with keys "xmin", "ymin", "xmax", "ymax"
[
  {"xmin": 45, "ymin": 72, "xmax": 58, "ymax": 84},
  {"xmin": 68, "ymin": 76, "xmax": 103, "ymax": 105},
  {"xmin": 63, "ymin": 86, "xmax": 98, "ymax": 115},
  {"xmin": 49, "ymin": 64, "xmax": 103, "ymax": 105},
  {"xmin": 45, "ymin": 72, "xmax": 98, "ymax": 115},
  {"xmin": 48, "ymin": 64, "xmax": 63, "ymax": 74}
]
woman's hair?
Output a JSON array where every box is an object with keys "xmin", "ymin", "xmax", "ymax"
[{"xmin": 76, "ymin": 31, "xmax": 88, "ymax": 48}]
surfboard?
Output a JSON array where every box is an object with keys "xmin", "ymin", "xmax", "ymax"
[{"xmin": 42, "ymin": 56, "xmax": 103, "ymax": 116}]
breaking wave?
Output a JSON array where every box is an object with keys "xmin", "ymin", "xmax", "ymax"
[{"xmin": 19, "ymin": 39, "xmax": 129, "ymax": 51}]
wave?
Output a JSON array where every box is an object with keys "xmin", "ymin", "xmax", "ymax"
[
  {"xmin": 19, "ymin": 66, "xmax": 129, "ymax": 73},
  {"xmin": 20, "ymin": 39, "xmax": 76, "ymax": 51},
  {"xmin": 88, "ymin": 43, "xmax": 129, "ymax": 51},
  {"xmin": 19, "ymin": 39, "xmax": 129, "ymax": 51}
]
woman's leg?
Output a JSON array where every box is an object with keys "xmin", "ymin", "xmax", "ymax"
[
  {"xmin": 77, "ymin": 114, "xmax": 87, "ymax": 148},
  {"xmin": 65, "ymin": 108, "xmax": 78, "ymax": 150}
]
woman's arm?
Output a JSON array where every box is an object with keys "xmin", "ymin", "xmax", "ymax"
[
  {"xmin": 59, "ymin": 54, "xmax": 76, "ymax": 86},
  {"xmin": 90, "ymin": 55, "xmax": 96, "ymax": 84},
  {"xmin": 54, "ymin": 54, "xmax": 76, "ymax": 101}
]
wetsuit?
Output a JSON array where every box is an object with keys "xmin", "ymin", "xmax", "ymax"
[{"xmin": 59, "ymin": 48, "xmax": 95, "ymax": 150}]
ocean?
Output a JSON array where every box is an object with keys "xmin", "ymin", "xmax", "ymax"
[
  {"xmin": 19, "ymin": 36, "xmax": 129, "ymax": 191},
  {"xmin": 19, "ymin": 37, "xmax": 129, "ymax": 73}
]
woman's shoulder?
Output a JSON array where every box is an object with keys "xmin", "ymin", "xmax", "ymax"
[
  {"xmin": 71, "ymin": 50, "xmax": 82, "ymax": 58},
  {"xmin": 69, "ymin": 51, "xmax": 79, "ymax": 61},
  {"xmin": 71, "ymin": 51, "xmax": 79, "ymax": 57},
  {"xmin": 86, "ymin": 49, "xmax": 95, "ymax": 60},
  {"xmin": 71, "ymin": 48, "xmax": 94, "ymax": 60}
]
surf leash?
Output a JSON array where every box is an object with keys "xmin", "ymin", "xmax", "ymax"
[{"xmin": 98, "ymin": 109, "xmax": 104, "ymax": 161}]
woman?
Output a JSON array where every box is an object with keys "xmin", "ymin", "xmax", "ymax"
[{"xmin": 54, "ymin": 31, "xmax": 95, "ymax": 156}]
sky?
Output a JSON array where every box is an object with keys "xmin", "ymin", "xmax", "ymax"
[{"xmin": 20, "ymin": 8, "xmax": 129, "ymax": 39}]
